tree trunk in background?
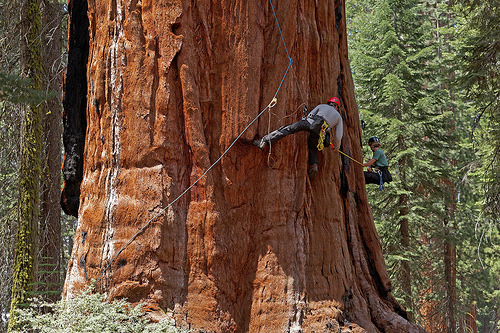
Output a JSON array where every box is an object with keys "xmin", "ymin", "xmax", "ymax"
[
  {"xmin": 464, "ymin": 303, "xmax": 477, "ymax": 333},
  {"xmin": 397, "ymin": 111, "xmax": 413, "ymax": 319},
  {"xmin": 443, "ymin": 205, "xmax": 457, "ymax": 333},
  {"xmin": 38, "ymin": 0, "xmax": 63, "ymax": 302},
  {"xmin": 399, "ymin": 191, "xmax": 413, "ymax": 318},
  {"xmin": 62, "ymin": 1, "xmax": 426, "ymax": 332},
  {"xmin": 399, "ymin": 194, "xmax": 412, "ymax": 320},
  {"xmin": 443, "ymin": 230, "xmax": 456, "ymax": 333},
  {"xmin": 8, "ymin": 0, "xmax": 43, "ymax": 330}
]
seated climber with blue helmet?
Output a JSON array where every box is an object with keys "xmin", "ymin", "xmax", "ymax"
[{"xmin": 363, "ymin": 136, "xmax": 392, "ymax": 185}]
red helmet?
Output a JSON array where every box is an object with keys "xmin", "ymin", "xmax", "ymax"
[{"xmin": 327, "ymin": 97, "xmax": 340, "ymax": 107}]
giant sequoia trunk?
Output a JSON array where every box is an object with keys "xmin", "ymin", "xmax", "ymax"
[{"xmin": 62, "ymin": 1, "xmax": 426, "ymax": 332}]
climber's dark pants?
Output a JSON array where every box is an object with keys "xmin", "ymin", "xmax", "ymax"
[
  {"xmin": 364, "ymin": 166, "xmax": 392, "ymax": 184},
  {"xmin": 364, "ymin": 170, "xmax": 380, "ymax": 184},
  {"xmin": 262, "ymin": 115, "xmax": 326, "ymax": 166}
]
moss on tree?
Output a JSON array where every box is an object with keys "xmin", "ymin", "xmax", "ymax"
[{"xmin": 8, "ymin": 0, "xmax": 43, "ymax": 331}]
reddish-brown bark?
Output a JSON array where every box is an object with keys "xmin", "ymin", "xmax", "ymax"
[{"xmin": 62, "ymin": 1, "xmax": 426, "ymax": 332}]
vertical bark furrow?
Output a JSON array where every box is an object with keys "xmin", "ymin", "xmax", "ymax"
[{"xmin": 61, "ymin": 0, "xmax": 89, "ymax": 217}]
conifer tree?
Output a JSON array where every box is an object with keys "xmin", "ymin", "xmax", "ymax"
[
  {"xmin": 453, "ymin": 0, "xmax": 500, "ymax": 329},
  {"xmin": 454, "ymin": 0, "xmax": 500, "ymax": 220},
  {"xmin": 348, "ymin": 0, "xmax": 500, "ymax": 330},
  {"xmin": 0, "ymin": 103, "xmax": 22, "ymax": 333},
  {"xmin": 348, "ymin": 0, "xmax": 457, "ymax": 323},
  {"xmin": 1, "ymin": 1, "xmax": 23, "ymax": 331},
  {"xmin": 8, "ymin": 0, "xmax": 44, "ymax": 330}
]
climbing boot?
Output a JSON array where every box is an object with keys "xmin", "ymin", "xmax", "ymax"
[
  {"xmin": 253, "ymin": 138, "xmax": 266, "ymax": 150},
  {"xmin": 308, "ymin": 163, "xmax": 318, "ymax": 179}
]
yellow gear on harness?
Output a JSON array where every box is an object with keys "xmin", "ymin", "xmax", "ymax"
[{"xmin": 317, "ymin": 121, "xmax": 329, "ymax": 151}]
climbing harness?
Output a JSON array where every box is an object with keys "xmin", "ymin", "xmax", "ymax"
[
  {"xmin": 317, "ymin": 121, "xmax": 330, "ymax": 151},
  {"xmin": 94, "ymin": 0, "xmax": 294, "ymax": 285}
]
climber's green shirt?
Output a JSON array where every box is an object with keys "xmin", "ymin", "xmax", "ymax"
[{"xmin": 372, "ymin": 149, "xmax": 388, "ymax": 167}]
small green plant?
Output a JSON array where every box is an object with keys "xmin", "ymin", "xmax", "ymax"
[{"xmin": 10, "ymin": 287, "xmax": 186, "ymax": 333}]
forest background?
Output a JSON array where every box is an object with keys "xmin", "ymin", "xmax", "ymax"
[{"xmin": 0, "ymin": 0, "xmax": 498, "ymax": 332}]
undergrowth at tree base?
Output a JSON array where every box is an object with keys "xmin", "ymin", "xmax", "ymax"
[{"xmin": 9, "ymin": 286, "xmax": 188, "ymax": 333}]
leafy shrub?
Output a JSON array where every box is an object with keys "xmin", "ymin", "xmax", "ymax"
[{"xmin": 10, "ymin": 287, "xmax": 187, "ymax": 333}]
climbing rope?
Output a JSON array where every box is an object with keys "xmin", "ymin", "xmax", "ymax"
[
  {"xmin": 96, "ymin": 94, "xmax": 286, "ymax": 285},
  {"xmin": 269, "ymin": 0, "xmax": 291, "ymax": 63},
  {"xmin": 333, "ymin": 144, "xmax": 365, "ymax": 167},
  {"xmin": 336, "ymin": 146, "xmax": 385, "ymax": 189},
  {"xmin": 270, "ymin": 0, "xmax": 308, "ymax": 125},
  {"xmin": 95, "ymin": 0, "xmax": 294, "ymax": 285},
  {"xmin": 264, "ymin": 0, "xmax": 293, "ymax": 169},
  {"xmin": 335, "ymin": 146, "xmax": 386, "ymax": 190},
  {"xmin": 292, "ymin": 70, "xmax": 308, "ymax": 110}
]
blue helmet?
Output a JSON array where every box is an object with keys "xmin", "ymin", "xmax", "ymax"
[{"xmin": 368, "ymin": 136, "xmax": 380, "ymax": 145}]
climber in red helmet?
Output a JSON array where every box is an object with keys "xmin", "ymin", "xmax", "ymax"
[{"xmin": 253, "ymin": 96, "xmax": 343, "ymax": 178}]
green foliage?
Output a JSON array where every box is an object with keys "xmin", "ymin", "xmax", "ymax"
[
  {"xmin": 0, "ymin": 72, "xmax": 54, "ymax": 105},
  {"xmin": 347, "ymin": 0, "xmax": 494, "ymax": 327},
  {"xmin": 451, "ymin": 0, "xmax": 500, "ymax": 328},
  {"xmin": 10, "ymin": 287, "xmax": 187, "ymax": 333},
  {"xmin": 453, "ymin": 0, "xmax": 500, "ymax": 219}
]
